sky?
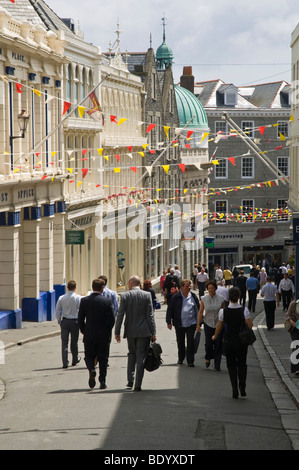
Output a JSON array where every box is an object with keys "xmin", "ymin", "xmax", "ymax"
[{"xmin": 45, "ymin": 0, "xmax": 299, "ymax": 86}]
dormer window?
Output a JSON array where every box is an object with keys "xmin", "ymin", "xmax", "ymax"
[{"xmin": 224, "ymin": 91, "xmax": 237, "ymax": 105}]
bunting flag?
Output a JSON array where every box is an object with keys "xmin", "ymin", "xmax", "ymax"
[
  {"xmin": 78, "ymin": 106, "xmax": 85, "ymax": 118},
  {"xmin": 82, "ymin": 149, "xmax": 88, "ymax": 156},
  {"xmin": 130, "ymin": 167, "xmax": 137, "ymax": 173},
  {"xmin": 85, "ymin": 91, "xmax": 103, "ymax": 123},
  {"xmin": 33, "ymin": 89, "xmax": 41, "ymax": 97},
  {"xmin": 145, "ymin": 166, "xmax": 153, "ymax": 177},
  {"xmin": 187, "ymin": 130, "xmax": 194, "ymax": 139},
  {"xmin": 16, "ymin": 83, "xmax": 23, "ymax": 93},
  {"xmin": 146, "ymin": 123, "xmax": 156, "ymax": 133},
  {"xmin": 127, "ymin": 146, "xmax": 133, "ymax": 152},
  {"xmin": 178, "ymin": 163, "xmax": 185, "ymax": 173},
  {"xmin": 164, "ymin": 126, "xmax": 170, "ymax": 139},
  {"xmin": 201, "ymin": 132, "xmax": 210, "ymax": 142},
  {"xmin": 110, "ymin": 115, "xmax": 117, "ymax": 123},
  {"xmin": 279, "ymin": 133, "xmax": 286, "ymax": 141},
  {"xmin": 259, "ymin": 126, "xmax": 265, "ymax": 136},
  {"xmin": 81, "ymin": 168, "xmax": 88, "ymax": 178},
  {"xmin": 114, "ymin": 168, "xmax": 121, "ymax": 173},
  {"xmin": 63, "ymin": 101, "xmax": 71, "ymax": 115},
  {"xmin": 115, "ymin": 154, "xmax": 120, "ymax": 162},
  {"xmin": 97, "ymin": 148, "xmax": 104, "ymax": 156},
  {"xmin": 66, "ymin": 168, "xmax": 73, "ymax": 173},
  {"xmin": 117, "ymin": 118, "xmax": 128, "ymax": 126},
  {"xmin": 228, "ymin": 157, "xmax": 235, "ymax": 165},
  {"xmin": 162, "ymin": 165, "xmax": 169, "ymax": 174}
]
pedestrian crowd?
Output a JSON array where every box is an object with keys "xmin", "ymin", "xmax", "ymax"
[{"xmin": 54, "ymin": 260, "xmax": 299, "ymax": 401}]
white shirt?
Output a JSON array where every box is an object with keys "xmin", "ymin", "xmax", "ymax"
[
  {"xmin": 278, "ymin": 278, "xmax": 294, "ymax": 293},
  {"xmin": 215, "ymin": 269, "xmax": 223, "ymax": 280},
  {"xmin": 216, "ymin": 285, "xmax": 229, "ymax": 301},
  {"xmin": 261, "ymin": 282, "xmax": 278, "ymax": 301},
  {"xmin": 197, "ymin": 271, "xmax": 208, "ymax": 283},
  {"xmin": 201, "ymin": 293, "xmax": 224, "ymax": 328},
  {"xmin": 55, "ymin": 291, "xmax": 81, "ymax": 323},
  {"xmin": 218, "ymin": 302, "xmax": 251, "ymax": 321}
]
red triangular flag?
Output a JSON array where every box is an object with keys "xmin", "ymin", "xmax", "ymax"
[
  {"xmin": 149, "ymin": 149, "xmax": 156, "ymax": 154},
  {"xmin": 275, "ymin": 145, "xmax": 283, "ymax": 150},
  {"xmin": 146, "ymin": 123, "xmax": 156, "ymax": 133},
  {"xmin": 41, "ymin": 175, "xmax": 47, "ymax": 180},
  {"xmin": 81, "ymin": 168, "xmax": 88, "ymax": 178},
  {"xmin": 187, "ymin": 130, "xmax": 193, "ymax": 139},
  {"xmin": 82, "ymin": 149, "xmax": 88, "ymax": 156},
  {"xmin": 9, "ymin": 0, "xmax": 15, "ymax": 3},
  {"xmin": 259, "ymin": 126, "xmax": 265, "ymax": 136},
  {"xmin": 110, "ymin": 115, "xmax": 117, "ymax": 123},
  {"xmin": 130, "ymin": 167, "xmax": 137, "ymax": 173},
  {"xmin": 16, "ymin": 83, "xmax": 23, "ymax": 93},
  {"xmin": 127, "ymin": 146, "xmax": 133, "ymax": 152},
  {"xmin": 63, "ymin": 101, "xmax": 71, "ymax": 115},
  {"xmin": 178, "ymin": 164, "xmax": 185, "ymax": 173},
  {"xmin": 185, "ymin": 144, "xmax": 191, "ymax": 149},
  {"xmin": 228, "ymin": 157, "xmax": 235, "ymax": 165},
  {"xmin": 115, "ymin": 155, "xmax": 120, "ymax": 162}
]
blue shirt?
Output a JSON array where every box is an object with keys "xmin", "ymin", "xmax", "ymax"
[
  {"xmin": 246, "ymin": 277, "xmax": 259, "ymax": 291},
  {"xmin": 102, "ymin": 286, "xmax": 119, "ymax": 317},
  {"xmin": 181, "ymin": 292, "xmax": 198, "ymax": 327}
]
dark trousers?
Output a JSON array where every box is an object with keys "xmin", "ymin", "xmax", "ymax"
[
  {"xmin": 198, "ymin": 282, "xmax": 206, "ymax": 298},
  {"xmin": 239, "ymin": 289, "xmax": 246, "ymax": 308},
  {"xmin": 204, "ymin": 323, "xmax": 223, "ymax": 369},
  {"xmin": 84, "ymin": 338, "xmax": 110, "ymax": 384},
  {"xmin": 248, "ymin": 289, "xmax": 258, "ymax": 312},
  {"xmin": 60, "ymin": 318, "xmax": 79, "ymax": 367},
  {"xmin": 175, "ymin": 324, "xmax": 196, "ymax": 365},
  {"xmin": 281, "ymin": 289, "xmax": 292, "ymax": 311},
  {"xmin": 224, "ymin": 339, "xmax": 248, "ymax": 394},
  {"xmin": 263, "ymin": 300, "xmax": 276, "ymax": 330},
  {"xmin": 127, "ymin": 337, "xmax": 151, "ymax": 388}
]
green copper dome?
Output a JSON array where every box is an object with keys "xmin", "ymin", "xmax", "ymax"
[
  {"xmin": 175, "ymin": 85, "xmax": 208, "ymax": 128},
  {"xmin": 156, "ymin": 40, "xmax": 174, "ymax": 69}
]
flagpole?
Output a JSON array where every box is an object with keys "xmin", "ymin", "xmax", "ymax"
[{"xmin": 21, "ymin": 72, "xmax": 110, "ymax": 162}]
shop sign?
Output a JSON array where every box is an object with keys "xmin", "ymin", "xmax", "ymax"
[{"xmin": 65, "ymin": 230, "xmax": 85, "ymax": 245}]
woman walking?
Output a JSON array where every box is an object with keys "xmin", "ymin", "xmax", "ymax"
[
  {"xmin": 212, "ymin": 287, "xmax": 253, "ymax": 399},
  {"xmin": 197, "ymin": 280, "xmax": 225, "ymax": 371}
]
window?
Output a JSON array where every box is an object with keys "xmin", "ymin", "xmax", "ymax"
[
  {"xmin": 215, "ymin": 121, "xmax": 227, "ymax": 135},
  {"xmin": 224, "ymin": 92, "xmax": 237, "ymax": 105},
  {"xmin": 277, "ymin": 200, "xmax": 289, "ymax": 222},
  {"xmin": 241, "ymin": 157, "xmax": 254, "ymax": 178},
  {"xmin": 215, "ymin": 200, "xmax": 227, "ymax": 224},
  {"xmin": 277, "ymin": 157, "xmax": 289, "ymax": 177},
  {"xmin": 242, "ymin": 199, "xmax": 254, "ymax": 223},
  {"xmin": 277, "ymin": 121, "xmax": 289, "ymax": 139},
  {"xmin": 241, "ymin": 121, "xmax": 254, "ymax": 138},
  {"xmin": 215, "ymin": 159, "xmax": 227, "ymax": 179}
]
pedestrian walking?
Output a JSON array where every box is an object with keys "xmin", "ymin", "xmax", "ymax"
[
  {"xmin": 115, "ymin": 276, "xmax": 156, "ymax": 391},
  {"xmin": 285, "ymin": 300, "xmax": 299, "ymax": 377},
  {"xmin": 163, "ymin": 268, "xmax": 180, "ymax": 304},
  {"xmin": 260, "ymin": 276, "xmax": 280, "ymax": 330},
  {"xmin": 212, "ymin": 287, "xmax": 253, "ymax": 399},
  {"xmin": 98, "ymin": 275, "xmax": 119, "ymax": 317},
  {"xmin": 278, "ymin": 273, "xmax": 295, "ymax": 311},
  {"xmin": 223, "ymin": 267, "xmax": 232, "ymax": 287},
  {"xmin": 197, "ymin": 280, "xmax": 225, "ymax": 371},
  {"xmin": 143, "ymin": 279, "xmax": 157, "ymax": 309},
  {"xmin": 215, "ymin": 265, "xmax": 223, "ymax": 283},
  {"xmin": 55, "ymin": 280, "xmax": 81, "ymax": 369},
  {"xmin": 258, "ymin": 267, "xmax": 267, "ymax": 289},
  {"xmin": 78, "ymin": 279, "xmax": 115, "ymax": 390},
  {"xmin": 197, "ymin": 267, "xmax": 208, "ymax": 297},
  {"xmin": 166, "ymin": 279, "xmax": 199, "ymax": 367},
  {"xmin": 236, "ymin": 270, "xmax": 247, "ymax": 307},
  {"xmin": 246, "ymin": 272, "xmax": 259, "ymax": 312}
]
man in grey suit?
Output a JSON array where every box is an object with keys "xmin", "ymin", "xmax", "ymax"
[{"xmin": 115, "ymin": 276, "xmax": 156, "ymax": 391}]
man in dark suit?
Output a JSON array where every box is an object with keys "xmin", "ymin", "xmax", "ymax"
[
  {"xmin": 166, "ymin": 279, "xmax": 199, "ymax": 367},
  {"xmin": 78, "ymin": 278, "xmax": 115, "ymax": 390},
  {"xmin": 115, "ymin": 276, "xmax": 156, "ymax": 391},
  {"xmin": 236, "ymin": 270, "xmax": 247, "ymax": 307}
]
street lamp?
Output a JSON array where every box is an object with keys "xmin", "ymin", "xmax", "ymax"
[{"xmin": 10, "ymin": 109, "xmax": 30, "ymax": 145}]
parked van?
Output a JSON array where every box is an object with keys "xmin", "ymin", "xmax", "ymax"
[{"xmin": 233, "ymin": 264, "xmax": 252, "ymax": 278}]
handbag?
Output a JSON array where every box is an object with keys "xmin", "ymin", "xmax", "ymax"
[
  {"xmin": 154, "ymin": 299, "xmax": 161, "ymax": 310},
  {"xmin": 284, "ymin": 319, "xmax": 294, "ymax": 332},
  {"xmin": 144, "ymin": 342, "xmax": 163, "ymax": 372},
  {"xmin": 239, "ymin": 319, "xmax": 256, "ymax": 346},
  {"xmin": 194, "ymin": 331, "xmax": 201, "ymax": 354}
]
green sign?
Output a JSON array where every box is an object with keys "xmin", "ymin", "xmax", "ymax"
[
  {"xmin": 205, "ymin": 237, "xmax": 214, "ymax": 248},
  {"xmin": 65, "ymin": 230, "xmax": 85, "ymax": 245}
]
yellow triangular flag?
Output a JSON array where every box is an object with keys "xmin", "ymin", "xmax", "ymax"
[
  {"xmin": 164, "ymin": 126, "xmax": 170, "ymax": 139},
  {"xmin": 77, "ymin": 182, "xmax": 82, "ymax": 187},
  {"xmin": 114, "ymin": 168, "xmax": 121, "ymax": 173},
  {"xmin": 212, "ymin": 160, "xmax": 219, "ymax": 165},
  {"xmin": 51, "ymin": 151, "xmax": 57, "ymax": 157},
  {"xmin": 117, "ymin": 118, "xmax": 128, "ymax": 126},
  {"xmin": 201, "ymin": 132, "xmax": 210, "ymax": 142},
  {"xmin": 184, "ymin": 189, "xmax": 188, "ymax": 194},
  {"xmin": 279, "ymin": 133, "xmax": 286, "ymax": 141},
  {"xmin": 97, "ymin": 148, "xmax": 104, "ymax": 156},
  {"xmin": 14, "ymin": 168, "xmax": 20, "ymax": 173},
  {"xmin": 104, "ymin": 156, "xmax": 109, "ymax": 161},
  {"xmin": 142, "ymin": 144, "xmax": 149, "ymax": 149},
  {"xmin": 162, "ymin": 165, "xmax": 169, "ymax": 174},
  {"xmin": 78, "ymin": 106, "xmax": 85, "ymax": 118},
  {"xmin": 66, "ymin": 168, "xmax": 73, "ymax": 173},
  {"xmin": 290, "ymin": 114, "xmax": 294, "ymax": 122},
  {"xmin": 33, "ymin": 89, "xmax": 41, "ymax": 97},
  {"xmin": 138, "ymin": 152, "xmax": 144, "ymax": 157}
]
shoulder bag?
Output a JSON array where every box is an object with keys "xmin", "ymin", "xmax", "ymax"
[{"xmin": 239, "ymin": 311, "xmax": 256, "ymax": 346}]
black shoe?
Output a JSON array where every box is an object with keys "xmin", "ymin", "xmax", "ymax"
[
  {"xmin": 134, "ymin": 386, "xmax": 142, "ymax": 391},
  {"xmin": 126, "ymin": 382, "xmax": 134, "ymax": 388},
  {"xmin": 88, "ymin": 370, "xmax": 96, "ymax": 389},
  {"xmin": 188, "ymin": 363, "xmax": 194, "ymax": 367},
  {"xmin": 62, "ymin": 365, "xmax": 68, "ymax": 369},
  {"xmin": 177, "ymin": 360, "xmax": 183, "ymax": 365},
  {"xmin": 72, "ymin": 356, "xmax": 81, "ymax": 366},
  {"xmin": 99, "ymin": 382, "xmax": 107, "ymax": 390},
  {"xmin": 232, "ymin": 389, "xmax": 239, "ymax": 399},
  {"xmin": 205, "ymin": 360, "xmax": 211, "ymax": 368},
  {"xmin": 240, "ymin": 388, "xmax": 246, "ymax": 397}
]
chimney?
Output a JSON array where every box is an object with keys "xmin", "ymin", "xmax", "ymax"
[{"xmin": 180, "ymin": 66, "xmax": 194, "ymax": 94}]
